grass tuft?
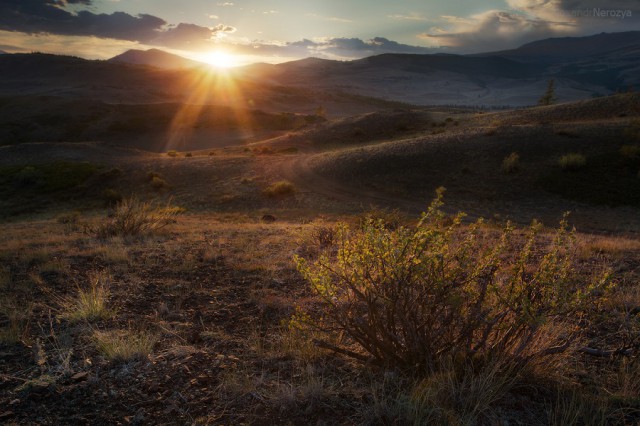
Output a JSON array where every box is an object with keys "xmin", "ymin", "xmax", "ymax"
[
  {"xmin": 559, "ymin": 153, "xmax": 587, "ymax": 171},
  {"xmin": 93, "ymin": 329, "xmax": 157, "ymax": 362},
  {"xmin": 501, "ymin": 152, "xmax": 520, "ymax": 174},
  {"xmin": 62, "ymin": 272, "xmax": 114, "ymax": 322}
]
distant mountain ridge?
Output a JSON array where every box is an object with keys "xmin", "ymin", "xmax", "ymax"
[
  {"xmin": 109, "ymin": 48, "xmax": 203, "ymax": 70},
  {"xmin": 1, "ymin": 31, "xmax": 639, "ymax": 107},
  {"xmin": 478, "ymin": 31, "xmax": 640, "ymax": 62},
  {"xmin": 238, "ymin": 31, "xmax": 640, "ymax": 106}
]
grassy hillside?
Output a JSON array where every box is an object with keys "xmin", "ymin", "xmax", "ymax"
[{"xmin": 0, "ymin": 93, "xmax": 639, "ymax": 424}]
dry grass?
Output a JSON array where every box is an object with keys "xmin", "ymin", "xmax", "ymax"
[
  {"xmin": 501, "ymin": 152, "xmax": 520, "ymax": 173},
  {"xmin": 93, "ymin": 328, "xmax": 157, "ymax": 362},
  {"xmin": 0, "ymin": 298, "xmax": 31, "ymax": 344},
  {"xmin": 89, "ymin": 197, "xmax": 181, "ymax": 238},
  {"xmin": 62, "ymin": 271, "xmax": 115, "ymax": 323}
]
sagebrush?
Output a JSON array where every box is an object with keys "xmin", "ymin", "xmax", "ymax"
[
  {"xmin": 295, "ymin": 189, "xmax": 611, "ymax": 371},
  {"xmin": 89, "ymin": 197, "xmax": 181, "ymax": 238}
]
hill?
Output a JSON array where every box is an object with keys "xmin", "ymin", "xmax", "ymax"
[
  {"xmin": 260, "ymin": 93, "xmax": 640, "ymax": 229},
  {"xmin": 109, "ymin": 48, "xmax": 204, "ymax": 70},
  {"xmin": 0, "ymin": 53, "xmax": 413, "ymax": 121}
]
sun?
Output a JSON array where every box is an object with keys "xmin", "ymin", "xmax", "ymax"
[{"xmin": 202, "ymin": 50, "xmax": 237, "ymax": 68}]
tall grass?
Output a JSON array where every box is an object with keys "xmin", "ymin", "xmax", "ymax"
[{"xmin": 89, "ymin": 197, "xmax": 181, "ymax": 238}]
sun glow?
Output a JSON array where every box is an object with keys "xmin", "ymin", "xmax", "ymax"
[{"xmin": 202, "ymin": 50, "xmax": 238, "ymax": 68}]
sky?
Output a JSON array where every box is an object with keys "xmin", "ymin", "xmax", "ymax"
[{"xmin": 0, "ymin": 0, "xmax": 638, "ymax": 66}]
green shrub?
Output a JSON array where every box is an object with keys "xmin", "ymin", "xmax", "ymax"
[
  {"xmin": 263, "ymin": 181, "xmax": 296, "ymax": 198},
  {"xmin": 358, "ymin": 207, "xmax": 403, "ymax": 231},
  {"xmin": 501, "ymin": 152, "xmax": 520, "ymax": 174},
  {"xmin": 294, "ymin": 189, "xmax": 611, "ymax": 371},
  {"xmin": 89, "ymin": 197, "xmax": 181, "ymax": 238},
  {"xmin": 558, "ymin": 153, "xmax": 586, "ymax": 171},
  {"xmin": 150, "ymin": 176, "xmax": 168, "ymax": 190}
]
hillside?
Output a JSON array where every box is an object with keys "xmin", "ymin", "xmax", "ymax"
[
  {"xmin": 109, "ymin": 48, "xmax": 204, "ymax": 70},
  {"xmin": 0, "ymin": 88, "xmax": 639, "ymax": 425},
  {"xmin": 254, "ymin": 93, "xmax": 640, "ymax": 230}
]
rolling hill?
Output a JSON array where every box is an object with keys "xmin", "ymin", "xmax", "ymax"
[{"xmin": 109, "ymin": 48, "xmax": 204, "ymax": 70}]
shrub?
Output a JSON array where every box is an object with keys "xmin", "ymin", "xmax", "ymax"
[
  {"xmin": 358, "ymin": 207, "xmax": 403, "ymax": 231},
  {"xmin": 149, "ymin": 176, "xmax": 168, "ymax": 190},
  {"xmin": 167, "ymin": 150, "xmax": 178, "ymax": 157},
  {"xmin": 501, "ymin": 152, "xmax": 520, "ymax": 174},
  {"xmin": 185, "ymin": 152, "xmax": 193, "ymax": 158},
  {"xmin": 294, "ymin": 189, "xmax": 611, "ymax": 371},
  {"xmin": 263, "ymin": 181, "xmax": 296, "ymax": 198},
  {"xmin": 558, "ymin": 153, "xmax": 586, "ymax": 171},
  {"xmin": 89, "ymin": 197, "xmax": 181, "ymax": 238}
]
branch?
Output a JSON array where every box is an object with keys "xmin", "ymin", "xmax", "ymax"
[
  {"xmin": 313, "ymin": 339, "xmax": 372, "ymax": 363},
  {"xmin": 578, "ymin": 346, "xmax": 635, "ymax": 358}
]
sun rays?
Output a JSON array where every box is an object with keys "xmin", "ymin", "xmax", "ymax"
[
  {"xmin": 201, "ymin": 50, "xmax": 238, "ymax": 69},
  {"xmin": 164, "ymin": 65, "xmax": 254, "ymax": 152}
]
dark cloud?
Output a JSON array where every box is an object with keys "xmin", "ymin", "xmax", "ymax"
[
  {"xmin": 422, "ymin": 0, "xmax": 638, "ymax": 53},
  {"xmin": 0, "ymin": 0, "xmax": 234, "ymax": 48}
]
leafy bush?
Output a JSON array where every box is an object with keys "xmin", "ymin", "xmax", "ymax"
[
  {"xmin": 167, "ymin": 150, "xmax": 178, "ymax": 157},
  {"xmin": 501, "ymin": 152, "xmax": 520, "ymax": 174},
  {"xmin": 358, "ymin": 207, "xmax": 404, "ymax": 231},
  {"xmin": 263, "ymin": 181, "xmax": 296, "ymax": 198},
  {"xmin": 294, "ymin": 190, "xmax": 610, "ymax": 371},
  {"xmin": 558, "ymin": 153, "xmax": 587, "ymax": 171},
  {"xmin": 89, "ymin": 197, "xmax": 181, "ymax": 238}
]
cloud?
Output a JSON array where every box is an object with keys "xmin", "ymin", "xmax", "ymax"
[
  {"xmin": 422, "ymin": 0, "xmax": 639, "ymax": 53},
  {"xmin": 0, "ymin": 29, "xmax": 140, "ymax": 58},
  {"xmin": 222, "ymin": 36, "xmax": 438, "ymax": 60},
  {"xmin": 388, "ymin": 12, "xmax": 429, "ymax": 22},
  {"xmin": 0, "ymin": 0, "xmax": 235, "ymax": 49},
  {"xmin": 306, "ymin": 13, "xmax": 353, "ymax": 24}
]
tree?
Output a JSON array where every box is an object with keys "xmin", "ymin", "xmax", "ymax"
[{"xmin": 538, "ymin": 78, "xmax": 557, "ymax": 106}]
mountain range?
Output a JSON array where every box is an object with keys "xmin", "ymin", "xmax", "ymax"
[
  {"xmin": 237, "ymin": 31, "xmax": 640, "ymax": 106},
  {"xmin": 0, "ymin": 31, "xmax": 639, "ymax": 107}
]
